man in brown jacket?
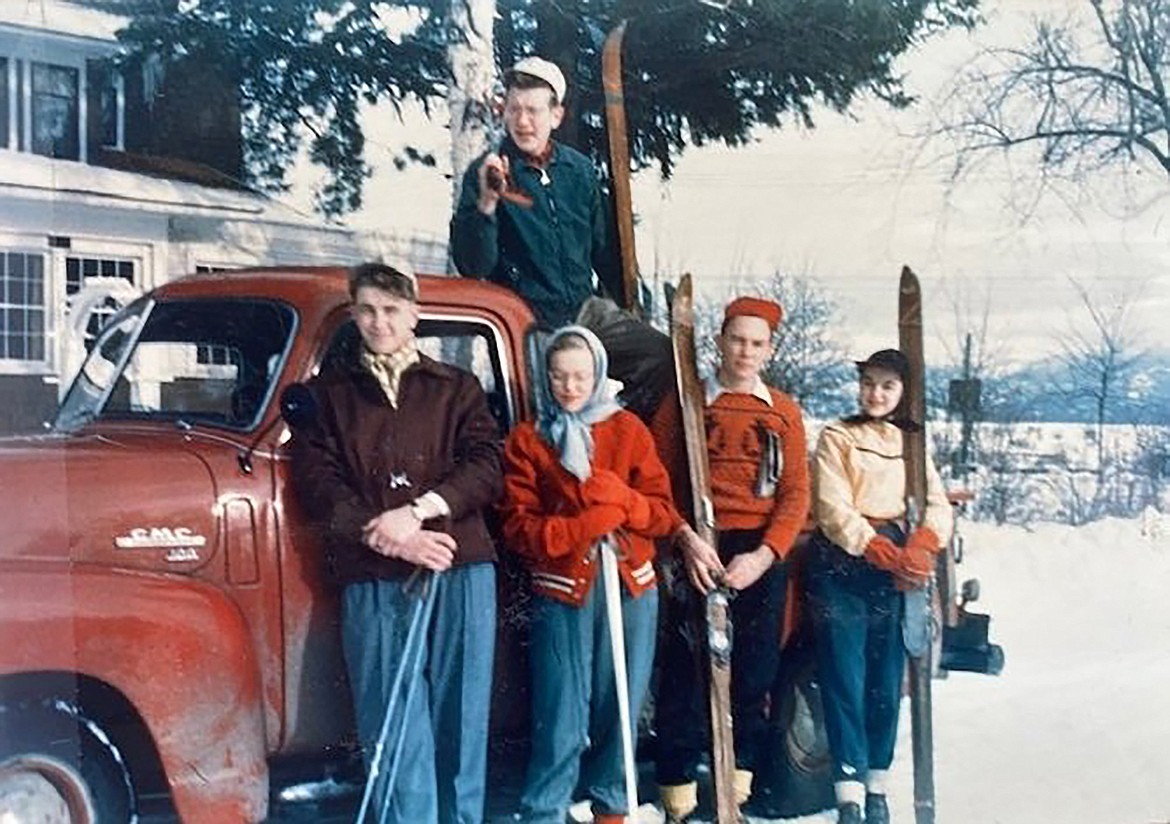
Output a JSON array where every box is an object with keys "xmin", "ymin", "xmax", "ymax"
[{"xmin": 292, "ymin": 263, "xmax": 503, "ymax": 824}]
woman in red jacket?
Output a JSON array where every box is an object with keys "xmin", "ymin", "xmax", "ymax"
[{"xmin": 502, "ymin": 325, "xmax": 682, "ymax": 824}]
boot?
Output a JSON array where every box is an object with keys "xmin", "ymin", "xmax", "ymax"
[
  {"xmin": 658, "ymin": 782, "xmax": 698, "ymax": 822},
  {"xmin": 865, "ymin": 792, "xmax": 890, "ymax": 824},
  {"xmin": 594, "ymin": 815, "xmax": 626, "ymax": 824},
  {"xmin": 837, "ymin": 802, "xmax": 863, "ymax": 824}
]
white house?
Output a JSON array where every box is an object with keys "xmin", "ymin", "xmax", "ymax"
[{"xmin": 0, "ymin": 1, "xmax": 447, "ymax": 433}]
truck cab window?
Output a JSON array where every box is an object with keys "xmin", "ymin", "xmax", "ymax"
[
  {"xmin": 55, "ymin": 299, "xmax": 296, "ymax": 432},
  {"xmin": 321, "ymin": 316, "xmax": 514, "ymax": 432}
]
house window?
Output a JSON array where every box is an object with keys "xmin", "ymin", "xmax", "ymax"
[
  {"xmin": 87, "ymin": 59, "xmax": 123, "ymax": 150},
  {"xmin": 65, "ymin": 255, "xmax": 137, "ymax": 347},
  {"xmin": 196, "ymin": 343, "xmax": 238, "ymax": 366},
  {"xmin": 31, "ymin": 62, "xmax": 79, "ymax": 160},
  {"xmin": 0, "ymin": 252, "xmax": 47, "ymax": 362},
  {"xmin": 0, "ymin": 57, "xmax": 8, "ymax": 150}
]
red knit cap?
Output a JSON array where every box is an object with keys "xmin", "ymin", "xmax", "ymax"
[{"xmin": 723, "ymin": 296, "xmax": 783, "ymax": 331}]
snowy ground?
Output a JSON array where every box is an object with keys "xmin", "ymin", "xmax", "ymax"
[
  {"xmin": 226, "ymin": 515, "xmax": 1170, "ymax": 823},
  {"xmin": 751, "ymin": 515, "xmax": 1170, "ymax": 824}
]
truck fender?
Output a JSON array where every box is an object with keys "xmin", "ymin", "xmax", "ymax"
[{"xmin": 0, "ymin": 562, "xmax": 269, "ymax": 823}]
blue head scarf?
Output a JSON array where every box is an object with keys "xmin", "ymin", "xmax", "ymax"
[{"xmin": 537, "ymin": 325, "xmax": 623, "ymax": 481}]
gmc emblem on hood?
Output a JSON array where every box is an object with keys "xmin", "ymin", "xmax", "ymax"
[{"xmin": 114, "ymin": 527, "xmax": 208, "ymax": 549}]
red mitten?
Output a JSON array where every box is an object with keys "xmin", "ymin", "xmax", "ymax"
[
  {"xmin": 864, "ymin": 534, "xmax": 902, "ymax": 573},
  {"xmin": 899, "ymin": 526, "xmax": 940, "ymax": 582},
  {"xmin": 578, "ymin": 503, "xmax": 627, "ymax": 540},
  {"xmin": 541, "ymin": 504, "xmax": 627, "ymax": 558},
  {"xmin": 905, "ymin": 526, "xmax": 941, "ymax": 554},
  {"xmin": 899, "ymin": 546, "xmax": 934, "ymax": 583},
  {"xmin": 582, "ymin": 470, "xmax": 653, "ymax": 529},
  {"xmin": 581, "ymin": 469, "xmax": 633, "ymax": 509},
  {"xmin": 624, "ymin": 492, "xmax": 652, "ymax": 530}
]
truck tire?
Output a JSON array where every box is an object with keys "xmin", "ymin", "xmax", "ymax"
[
  {"xmin": 746, "ymin": 640, "xmax": 835, "ymax": 819},
  {"xmin": 0, "ymin": 697, "xmax": 136, "ymax": 823}
]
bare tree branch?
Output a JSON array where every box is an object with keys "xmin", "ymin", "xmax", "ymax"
[{"xmin": 934, "ymin": 0, "xmax": 1170, "ymax": 188}]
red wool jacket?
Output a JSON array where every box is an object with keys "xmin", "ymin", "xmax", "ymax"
[{"xmin": 502, "ymin": 410, "xmax": 684, "ymax": 606}]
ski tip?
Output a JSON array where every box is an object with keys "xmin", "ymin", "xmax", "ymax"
[
  {"xmin": 900, "ymin": 265, "xmax": 919, "ymax": 288},
  {"xmin": 603, "ymin": 19, "xmax": 629, "ymax": 50}
]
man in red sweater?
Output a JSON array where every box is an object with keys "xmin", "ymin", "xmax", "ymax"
[{"xmin": 655, "ymin": 296, "xmax": 811, "ymax": 821}]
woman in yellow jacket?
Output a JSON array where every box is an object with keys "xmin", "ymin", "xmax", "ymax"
[{"xmin": 807, "ymin": 349, "xmax": 953, "ymax": 824}]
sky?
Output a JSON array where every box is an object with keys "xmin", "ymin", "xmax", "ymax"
[{"xmin": 292, "ymin": 0, "xmax": 1169, "ymax": 368}]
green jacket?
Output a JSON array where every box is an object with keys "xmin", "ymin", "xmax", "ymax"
[{"xmin": 450, "ymin": 139, "xmax": 622, "ymax": 329}]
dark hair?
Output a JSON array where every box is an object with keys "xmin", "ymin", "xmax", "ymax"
[
  {"xmin": 348, "ymin": 262, "xmax": 416, "ymax": 302},
  {"xmin": 505, "ymin": 71, "xmax": 559, "ymax": 106},
  {"xmin": 855, "ymin": 348, "xmax": 909, "ymax": 383},
  {"xmin": 846, "ymin": 349, "xmax": 920, "ymax": 431}
]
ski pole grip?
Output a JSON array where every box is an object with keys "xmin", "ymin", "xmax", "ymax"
[
  {"xmin": 701, "ymin": 495, "xmax": 716, "ymax": 530},
  {"xmin": 906, "ymin": 497, "xmax": 922, "ymax": 529}
]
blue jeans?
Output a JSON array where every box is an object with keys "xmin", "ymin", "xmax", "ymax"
[
  {"xmin": 342, "ymin": 563, "xmax": 497, "ymax": 824},
  {"xmin": 519, "ymin": 583, "xmax": 659, "ymax": 823},
  {"xmin": 804, "ymin": 529, "xmax": 904, "ymax": 785}
]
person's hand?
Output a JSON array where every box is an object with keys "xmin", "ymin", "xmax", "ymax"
[
  {"xmin": 476, "ymin": 153, "xmax": 509, "ymax": 215},
  {"xmin": 581, "ymin": 469, "xmax": 633, "ymax": 509},
  {"xmin": 863, "ymin": 534, "xmax": 901, "ymax": 573},
  {"xmin": 897, "ymin": 526, "xmax": 941, "ymax": 587},
  {"xmin": 377, "ymin": 530, "xmax": 458, "ymax": 572},
  {"xmin": 723, "ymin": 545, "xmax": 775, "ymax": 591},
  {"xmin": 582, "ymin": 503, "xmax": 627, "ymax": 538},
  {"xmin": 676, "ymin": 525, "xmax": 724, "ymax": 594},
  {"xmin": 363, "ymin": 505, "xmax": 420, "ymax": 551}
]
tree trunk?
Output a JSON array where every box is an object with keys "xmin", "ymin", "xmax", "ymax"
[{"xmin": 447, "ymin": 0, "xmax": 498, "ymax": 272}]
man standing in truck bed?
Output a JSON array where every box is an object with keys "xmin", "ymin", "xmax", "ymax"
[
  {"xmin": 654, "ymin": 296, "xmax": 811, "ymax": 821},
  {"xmin": 451, "ymin": 56, "xmax": 675, "ymax": 421},
  {"xmin": 291, "ymin": 262, "xmax": 503, "ymax": 824},
  {"xmin": 450, "ymin": 57, "xmax": 623, "ymax": 330}
]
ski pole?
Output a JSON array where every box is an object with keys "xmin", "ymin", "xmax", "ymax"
[
  {"xmin": 600, "ymin": 539, "xmax": 639, "ymax": 815},
  {"xmin": 354, "ymin": 570, "xmax": 436, "ymax": 824},
  {"xmin": 374, "ymin": 571, "xmax": 441, "ymax": 824}
]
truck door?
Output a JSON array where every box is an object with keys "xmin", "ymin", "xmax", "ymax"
[{"xmin": 274, "ymin": 308, "xmax": 519, "ymax": 753}]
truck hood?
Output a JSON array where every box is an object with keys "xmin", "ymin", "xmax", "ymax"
[{"xmin": 0, "ymin": 431, "xmax": 218, "ymax": 572}]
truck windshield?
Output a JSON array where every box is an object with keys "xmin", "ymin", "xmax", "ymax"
[{"xmin": 55, "ymin": 298, "xmax": 297, "ymax": 433}]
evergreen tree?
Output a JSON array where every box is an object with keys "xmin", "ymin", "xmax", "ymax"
[{"xmin": 86, "ymin": 0, "xmax": 980, "ymax": 216}]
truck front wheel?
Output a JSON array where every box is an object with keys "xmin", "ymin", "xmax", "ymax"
[{"xmin": 0, "ymin": 697, "xmax": 136, "ymax": 823}]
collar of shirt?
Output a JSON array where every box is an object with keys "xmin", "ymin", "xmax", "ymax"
[
  {"xmin": 704, "ymin": 373, "xmax": 773, "ymax": 407},
  {"xmin": 504, "ymin": 137, "xmax": 557, "ymax": 169},
  {"xmin": 361, "ymin": 340, "xmax": 421, "ymax": 408}
]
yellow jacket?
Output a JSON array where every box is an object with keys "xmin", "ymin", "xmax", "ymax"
[{"xmin": 813, "ymin": 418, "xmax": 953, "ymax": 556}]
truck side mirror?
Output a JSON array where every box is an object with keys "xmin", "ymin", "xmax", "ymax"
[
  {"xmin": 280, "ymin": 383, "xmax": 317, "ymax": 430},
  {"xmin": 239, "ymin": 383, "xmax": 319, "ymax": 475}
]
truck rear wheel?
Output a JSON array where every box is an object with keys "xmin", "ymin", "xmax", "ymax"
[
  {"xmin": 0, "ymin": 697, "xmax": 136, "ymax": 823},
  {"xmin": 746, "ymin": 638, "xmax": 836, "ymax": 818}
]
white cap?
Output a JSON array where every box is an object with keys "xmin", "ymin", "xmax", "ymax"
[
  {"xmin": 386, "ymin": 258, "xmax": 419, "ymax": 298},
  {"xmin": 508, "ymin": 56, "xmax": 567, "ymax": 105}
]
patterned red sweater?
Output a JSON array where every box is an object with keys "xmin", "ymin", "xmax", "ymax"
[
  {"xmin": 502, "ymin": 410, "xmax": 684, "ymax": 605},
  {"xmin": 705, "ymin": 387, "xmax": 810, "ymax": 559}
]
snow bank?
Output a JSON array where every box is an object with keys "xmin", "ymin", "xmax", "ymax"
[{"xmin": 752, "ymin": 516, "xmax": 1170, "ymax": 824}]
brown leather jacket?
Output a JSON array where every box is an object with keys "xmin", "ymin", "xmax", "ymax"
[{"xmin": 292, "ymin": 352, "xmax": 503, "ymax": 584}]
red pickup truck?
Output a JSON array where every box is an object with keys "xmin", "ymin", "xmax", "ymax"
[
  {"xmin": 0, "ymin": 266, "xmax": 999, "ymax": 823},
  {"xmin": 0, "ymin": 268, "xmax": 539, "ymax": 822}
]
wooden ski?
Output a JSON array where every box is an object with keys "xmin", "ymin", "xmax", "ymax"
[
  {"xmin": 602, "ymin": 20, "xmax": 641, "ymax": 316},
  {"xmin": 898, "ymin": 265, "xmax": 936, "ymax": 824},
  {"xmin": 671, "ymin": 274, "xmax": 738, "ymax": 824}
]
